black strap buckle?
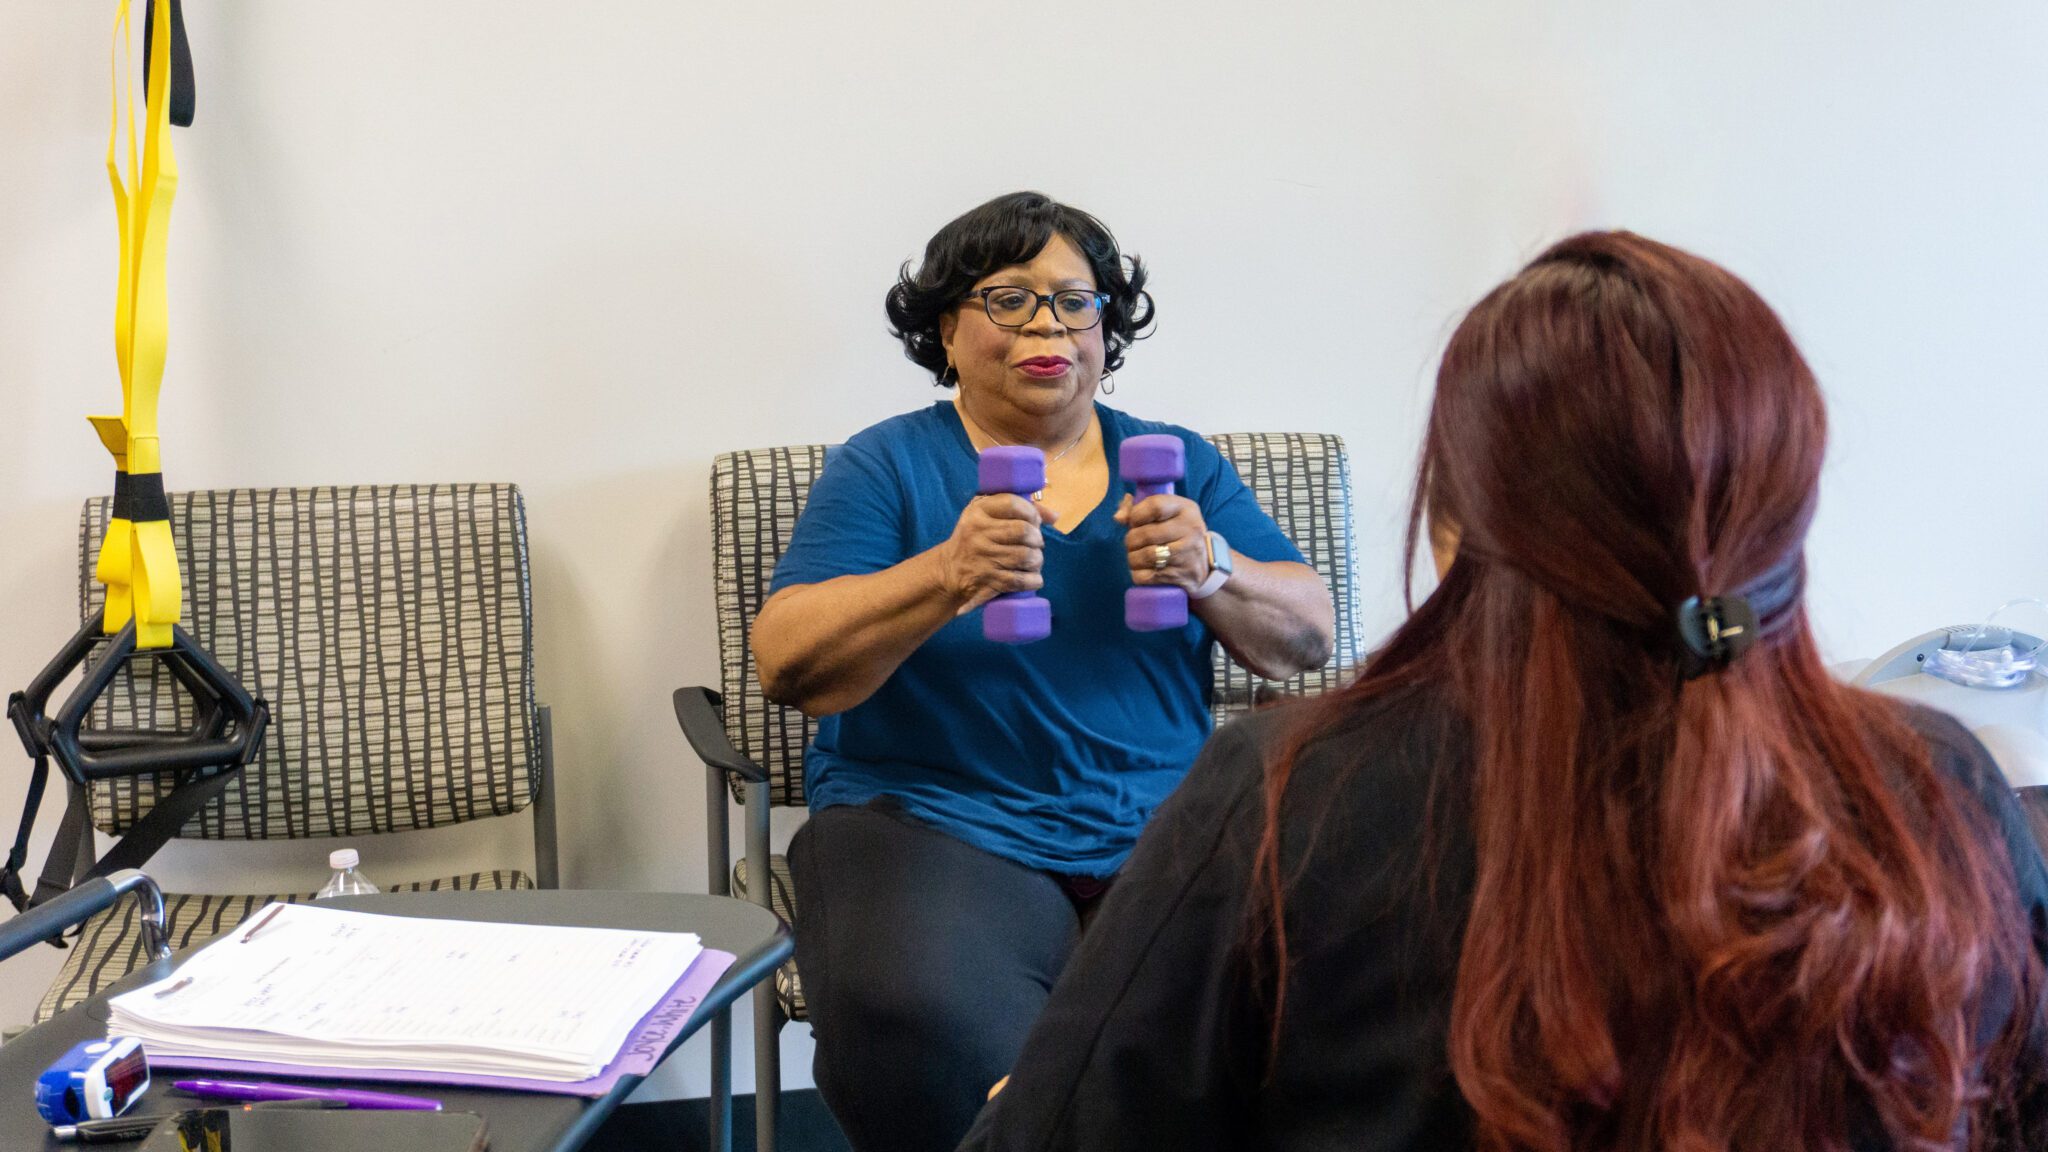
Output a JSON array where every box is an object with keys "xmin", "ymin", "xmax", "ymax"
[{"xmin": 0, "ymin": 865, "xmax": 26, "ymax": 915}]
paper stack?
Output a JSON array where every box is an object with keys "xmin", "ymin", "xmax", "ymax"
[{"xmin": 107, "ymin": 903, "xmax": 704, "ymax": 1082}]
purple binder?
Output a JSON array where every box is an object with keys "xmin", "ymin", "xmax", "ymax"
[{"xmin": 142, "ymin": 948, "xmax": 739, "ymax": 1098}]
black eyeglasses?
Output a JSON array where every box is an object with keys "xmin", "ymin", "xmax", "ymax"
[{"xmin": 964, "ymin": 287, "xmax": 1112, "ymax": 331}]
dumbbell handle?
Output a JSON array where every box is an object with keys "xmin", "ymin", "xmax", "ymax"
[
  {"xmin": 978, "ymin": 446, "xmax": 1052, "ymax": 644},
  {"xmin": 1122, "ymin": 440, "xmax": 1189, "ymax": 632}
]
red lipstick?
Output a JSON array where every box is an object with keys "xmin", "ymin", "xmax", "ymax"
[{"xmin": 1016, "ymin": 356, "xmax": 1071, "ymax": 378}]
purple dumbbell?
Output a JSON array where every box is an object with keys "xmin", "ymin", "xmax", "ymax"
[
  {"xmin": 1121, "ymin": 434, "xmax": 1188, "ymax": 632},
  {"xmin": 977, "ymin": 445, "xmax": 1052, "ymax": 644}
]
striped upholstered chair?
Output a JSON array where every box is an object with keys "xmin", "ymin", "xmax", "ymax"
[
  {"xmin": 674, "ymin": 433, "xmax": 1364, "ymax": 1151},
  {"xmin": 29, "ymin": 485, "xmax": 559, "ymax": 1024}
]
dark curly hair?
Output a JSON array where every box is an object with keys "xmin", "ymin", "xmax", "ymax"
[{"xmin": 886, "ymin": 191, "xmax": 1156, "ymax": 386}]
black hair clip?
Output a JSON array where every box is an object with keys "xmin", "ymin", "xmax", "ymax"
[{"xmin": 1676, "ymin": 595, "xmax": 1758, "ymax": 680}]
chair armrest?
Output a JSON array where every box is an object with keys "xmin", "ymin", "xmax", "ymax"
[
  {"xmin": 0, "ymin": 870, "xmax": 168, "ymax": 967},
  {"xmin": 673, "ymin": 687, "xmax": 769, "ymax": 784}
]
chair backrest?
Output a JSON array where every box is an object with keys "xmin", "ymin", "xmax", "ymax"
[
  {"xmin": 77, "ymin": 485, "xmax": 540, "ymax": 840},
  {"xmin": 1203, "ymin": 433, "xmax": 1364, "ymax": 722},
  {"xmin": 710, "ymin": 434, "xmax": 1364, "ymax": 808}
]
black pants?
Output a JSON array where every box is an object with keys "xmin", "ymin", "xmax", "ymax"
[{"xmin": 789, "ymin": 799, "xmax": 1102, "ymax": 1152}]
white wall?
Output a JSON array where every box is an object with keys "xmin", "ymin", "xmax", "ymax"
[{"xmin": 2, "ymin": 0, "xmax": 2042, "ymax": 1100}]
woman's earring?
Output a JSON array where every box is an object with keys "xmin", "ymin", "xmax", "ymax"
[
  {"xmin": 942, "ymin": 362, "xmax": 958, "ymax": 386},
  {"xmin": 1100, "ymin": 372, "xmax": 1116, "ymax": 395}
]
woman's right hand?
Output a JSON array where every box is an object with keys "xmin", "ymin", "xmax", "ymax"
[
  {"xmin": 937, "ymin": 494, "xmax": 1059, "ymax": 616},
  {"xmin": 756, "ymin": 491, "xmax": 1061, "ymax": 714}
]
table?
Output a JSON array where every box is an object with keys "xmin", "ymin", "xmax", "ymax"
[{"xmin": 0, "ymin": 890, "xmax": 791, "ymax": 1152}]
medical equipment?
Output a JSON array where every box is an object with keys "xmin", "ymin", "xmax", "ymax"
[
  {"xmin": 35, "ymin": 1038, "xmax": 150, "ymax": 1126},
  {"xmin": 1849, "ymin": 599, "xmax": 2048, "ymax": 791}
]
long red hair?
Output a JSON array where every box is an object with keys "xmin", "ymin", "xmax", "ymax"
[{"xmin": 1254, "ymin": 232, "xmax": 2039, "ymax": 1150}]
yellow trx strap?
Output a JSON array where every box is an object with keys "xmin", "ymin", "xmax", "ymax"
[{"xmin": 95, "ymin": 0, "xmax": 182, "ymax": 650}]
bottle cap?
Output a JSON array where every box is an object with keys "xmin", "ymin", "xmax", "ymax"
[{"xmin": 328, "ymin": 848, "xmax": 360, "ymax": 870}]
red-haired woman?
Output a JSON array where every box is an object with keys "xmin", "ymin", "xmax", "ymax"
[{"xmin": 958, "ymin": 232, "xmax": 2048, "ymax": 1152}]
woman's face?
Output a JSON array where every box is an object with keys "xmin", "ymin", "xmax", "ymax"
[{"xmin": 939, "ymin": 233, "xmax": 1106, "ymax": 427}]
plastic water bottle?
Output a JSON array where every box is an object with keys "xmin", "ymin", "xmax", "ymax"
[{"xmin": 315, "ymin": 848, "xmax": 379, "ymax": 899}]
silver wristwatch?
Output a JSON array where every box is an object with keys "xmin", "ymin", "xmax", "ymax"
[{"xmin": 1189, "ymin": 530, "xmax": 1234, "ymax": 600}]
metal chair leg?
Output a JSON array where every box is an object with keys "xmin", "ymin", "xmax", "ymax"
[
  {"xmin": 531, "ymin": 706, "xmax": 561, "ymax": 890},
  {"xmin": 753, "ymin": 981, "xmax": 781, "ymax": 1152},
  {"xmin": 710, "ymin": 1004, "xmax": 733, "ymax": 1152},
  {"xmin": 744, "ymin": 779, "xmax": 779, "ymax": 1152}
]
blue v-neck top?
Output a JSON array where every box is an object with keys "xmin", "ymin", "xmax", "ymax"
[{"xmin": 768, "ymin": 401, "xmax": 1305, "ymax": 874}]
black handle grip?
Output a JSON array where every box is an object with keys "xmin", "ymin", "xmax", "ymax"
[
  {"xmin": 0, "ymin": 870, "xmax": 168, "ymax": 966},
  {"xmin": 3, "ymin": 877, "xmax": 111, "ymax": 964}
]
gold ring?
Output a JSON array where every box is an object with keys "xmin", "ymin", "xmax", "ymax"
[{"xmin": 1151, "ymin": 544, "xmax": 1172, "ymax": 571}]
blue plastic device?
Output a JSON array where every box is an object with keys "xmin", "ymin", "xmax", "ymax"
[{"xmin": 34, "ymin": 1036, "xmax": 150, "ymax": 1125}]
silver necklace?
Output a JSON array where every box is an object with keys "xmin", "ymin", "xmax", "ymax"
[{"xmin": 958, "ymin": 401, "xmax": 1090, "ymax": 465}]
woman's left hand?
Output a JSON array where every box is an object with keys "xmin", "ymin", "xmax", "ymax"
[{"xmin": 1115, "ymin": 493, "xmax": 1211, "ymax": 594}]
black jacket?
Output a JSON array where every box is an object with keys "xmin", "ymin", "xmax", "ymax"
[{"xmin": 959, "ymin": 687, "xmax": 2048, "ymax": 1151}]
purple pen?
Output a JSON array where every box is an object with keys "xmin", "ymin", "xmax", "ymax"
[{"xmin": 173, "ymin": 1078, "xmax": 444, "ymax": 1111}]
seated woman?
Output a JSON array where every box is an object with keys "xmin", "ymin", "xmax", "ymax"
[
  {"xmin": 751, "ymin": 191, "xmax": 1335, "ymax": 1152},
  {"xmin": 960, "ymin": 231, "xmax": 2048, "ymax": 1151}
]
